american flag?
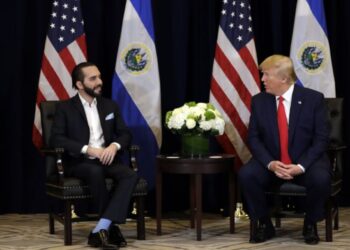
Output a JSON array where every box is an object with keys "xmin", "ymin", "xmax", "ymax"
[
  {"xmin": 209, "ymin": 0, "xmax": 260, "ymax": 169},
  {"xmin": 32, "ymin": 0, "xmax": 87, "ymax": 149}
]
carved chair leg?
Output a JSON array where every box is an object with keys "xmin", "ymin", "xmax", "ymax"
[
  {"xmin": 334, "ymin": 197, "xmax": 339, "ymax": 230},
  {"xmin": 49, "ymin": 204, "xmax": 55, "ymax": 234},
  {"xmin": 325, "ymin": 198, "xmax": 333, "ymax": 242},
  {"xmin": 64, "ymin": 200, "xmax": 73, "ymax": 245},
  {"xmin": 136, "ymin": 196, "xmax": 146, "ymax": 240},
  {"xmin": 334, "ymin": 207, "xmax": 339, "ymax": 230},
  {"xmin": 275, "ymin": 217, "xmax": 281, "ymax": 228}
]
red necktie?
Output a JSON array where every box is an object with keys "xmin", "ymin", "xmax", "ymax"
[{"xmin": 277, "ymin": 96, "xmax": 291, "ymax": 164}]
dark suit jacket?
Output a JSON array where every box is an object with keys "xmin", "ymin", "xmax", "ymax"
[
  {"xmin": 248, "ymin": 84, "xmax": 330, "ymax": 171},
  {"xmin": 50, "ymin": 94, "xmax": 131, "ymax": 162}
]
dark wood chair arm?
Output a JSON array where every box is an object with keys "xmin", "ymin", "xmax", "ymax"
[
  {"xmin": 328, "ymin": 145, "xmax": 347, "ymax": 152},
  {"xmin": 128, "ymin": 145, "xmax": 140, "ymax": 172},
  {"xmin": 41, "ymin": 147, "xmax": 65, "ymax": 177},
  {"xmin": 41, "ymin": 147, "xmax": 58, "ymax": 154},
  {"xmin": 328, "ymin": 145, "xmax": 347, "ymax": 173},
  {"xmin": 42, "ymin": 144, "xmax": 141, "ymax": 175}
]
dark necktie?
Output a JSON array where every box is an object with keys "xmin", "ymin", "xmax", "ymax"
[{"xmin": 277, "ymin": 96, "xmax": 291, "ymax": 164}]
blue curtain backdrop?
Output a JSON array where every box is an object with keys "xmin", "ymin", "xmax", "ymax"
[{"xmin": 1, "ymin": 0, "xmax": 349, "ymax": 214}]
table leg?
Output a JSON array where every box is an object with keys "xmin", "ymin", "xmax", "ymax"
[
  {"xmin": 156, "ymin": 166, "xmax": 162, "ymax": 235},
  {"xmin": 190, "ymin": 175, "xmax": 195, "ymax": 228},
  {"xmin": 195, "ymin": 174, "xmax": 202, "ymax": 241},
  {"xmin": 229, "ymin": 170, "xmax": 236, "ymax": 233}
]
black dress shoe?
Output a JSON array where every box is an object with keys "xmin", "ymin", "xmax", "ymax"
[
  {"xmin": 88, "ymin": 229, "xmax": 119, "ymax": 249},
  {"xmin": 303, "ymin": 223, "xmax": 320, "ymax": 245},
  {"xmin": 109, "ymin": 225, "xmax": 127, "ymax": 247},
  {"xmin": 250, "ymin": 220, "xmax": 276, "ymax": 243}
]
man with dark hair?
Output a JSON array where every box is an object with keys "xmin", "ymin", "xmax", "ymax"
[
  {"xmin": 239, "ymin": 55, "xmax": 331, "ymax": 245},
  {"xmin": 71, "ymin": 61, "xmax": 97, "ymax": 89},
  {"xmin": 51, "ymin": 62, "xmax": 138, "ymax": 249}
]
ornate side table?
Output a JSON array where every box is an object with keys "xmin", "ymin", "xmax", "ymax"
[{"xmin": 156, "ymin": 154, "xmax": 236, "ymax": 240}]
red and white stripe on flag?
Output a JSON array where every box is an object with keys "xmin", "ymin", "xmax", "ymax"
[
  {"xmin": 209, "ymin": 0, "xmax": 260, "ymax": 169},
  {"xmin": 32, "ymin": 0, "xmax": 87, "ymax": 149}
]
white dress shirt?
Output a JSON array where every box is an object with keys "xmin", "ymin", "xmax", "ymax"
[
  {"xmin": 78, "ymin": 94, "xmax": 121, "ymax": 158},
  {"xmin": 79, "ymin": 94, "xmax": 105, "ymax": 156},
  {"xmin": 275, "ymin": 84, "xmax": 294, "ymax": 123}
]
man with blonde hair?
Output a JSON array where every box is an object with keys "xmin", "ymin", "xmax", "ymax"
[{"xmin": 239, "ymin": 55, "xmax": 331, "ymax": 244}]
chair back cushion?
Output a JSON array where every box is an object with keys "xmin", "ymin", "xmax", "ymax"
[
  {"xmin": 325, "ymin": 98, "xmax": 344, "ymax": 184},
  {"xmin": 40, "ymin": 101, "xmax": 60, "ymax": 177},
  {"xmin": 40, "ymin": 101, "xmax": 60, "ymax": 147},
  {"xmin": 325, "ymin": 98, "xmax": 344, "ymax": 146}
]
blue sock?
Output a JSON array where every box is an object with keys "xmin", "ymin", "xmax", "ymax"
[{"xmin": 92, "ymin": 218, "xmax": 112, "ymax": 233}]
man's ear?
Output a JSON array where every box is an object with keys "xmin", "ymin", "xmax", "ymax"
[
  {"xmin": 281, "ymin": 74, "xmax": 289, "ymax": 84},
  {"xmin": 76, "ymin": 81, "xmax": 83, "ymax": 90}
]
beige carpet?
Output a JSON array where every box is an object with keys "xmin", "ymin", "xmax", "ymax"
[{"xmin": 0, "ymin": 208, "xmax": 350, "ymax": 250}]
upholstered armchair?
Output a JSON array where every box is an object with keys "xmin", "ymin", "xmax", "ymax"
[{"xmin": 40, "ymin": 100, "xmax": 148, "ymax": 245}]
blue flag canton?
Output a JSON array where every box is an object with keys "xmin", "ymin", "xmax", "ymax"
[
  {"xmin": 220, "ymin": 0, "xmax": 254, "ymax": 51},
  {"xmin": 48, "ymin": 0, "xmax": 85, "ymax": 52}
]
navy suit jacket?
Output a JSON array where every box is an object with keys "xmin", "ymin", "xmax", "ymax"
[
  {"xmin": 50, "ymin": 94, "xmax": 131, "ymax": 161},
  {"xmin": 248, "ymin": 85, "xmax": 330, "ymax": 171}
]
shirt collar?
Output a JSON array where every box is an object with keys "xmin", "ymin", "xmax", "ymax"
[
  {"xmin": 78, "ymin": 93, "xmax": 97, "ymax": 107},
  {"xmin": 276, "ymin": 84, "xmax": 294, "ymax": 103}
]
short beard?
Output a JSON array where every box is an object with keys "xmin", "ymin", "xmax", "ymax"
[{"xmin": 83, "ymin": 84, "xmax": 102, "ymax": 98}]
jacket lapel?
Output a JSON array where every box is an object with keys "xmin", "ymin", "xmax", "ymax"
[
  {"xmin": 72, "ymin": 94, "xmax": 88, "ymax": 123},
  {"xmin": 267, "ymin": 94, "xmax": 280, "ymax": 150},
  {"xmin": 288, "ymin": 85, "xmax": 303, "ymax": 147},
  {"xmin": 96, "ymin": 97, "xmax": 108, "ymax": 139}
]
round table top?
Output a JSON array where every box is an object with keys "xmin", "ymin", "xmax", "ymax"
[{"xmin": 156, "ymin": 154, "xmax": 235, "ymax": 174}]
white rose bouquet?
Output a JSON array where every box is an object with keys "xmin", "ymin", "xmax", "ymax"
[{"xmin": 165, "ymin": 102, "xmax": 225, "ymax": 136}]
